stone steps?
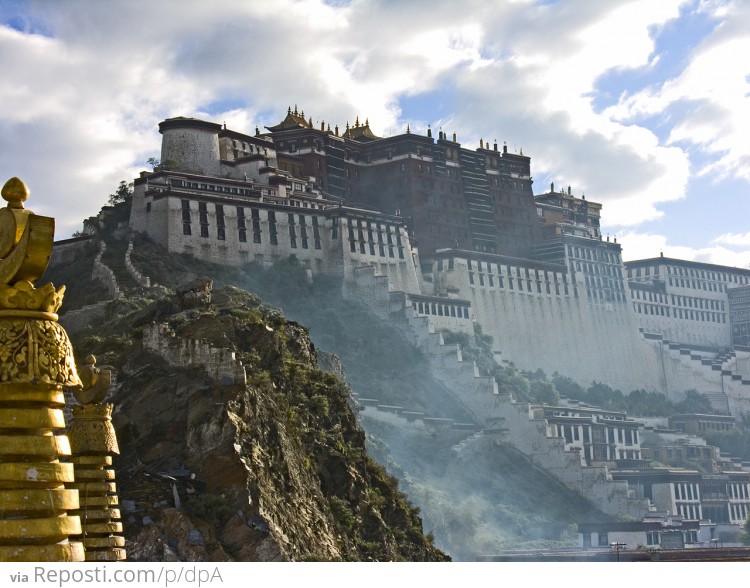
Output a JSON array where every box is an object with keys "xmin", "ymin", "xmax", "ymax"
[{"xmin": 101, "ymin": 239, "xmax": 140, "ymax": 292}]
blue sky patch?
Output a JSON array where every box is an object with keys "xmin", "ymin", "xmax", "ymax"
[{"xmin": 590, "ymin": 4, "xmax": 721, "ymax": 114}]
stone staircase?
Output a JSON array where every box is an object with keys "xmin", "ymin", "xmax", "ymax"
[
  {"xmin": 642, "ymin": 331, "xmax": 750, "ymax": 413},
  {"xmin": 101, "ymin": 238, "xmax": 141, "ymax": 292}
]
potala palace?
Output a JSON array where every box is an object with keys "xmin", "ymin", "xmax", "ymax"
[
  {"xmin": 128, "ymin": 111, "xmax": 750, "ymax": 416},
  {"xmin": 80, "ymin": 109, "xmax": 750, "ymax": 544}
]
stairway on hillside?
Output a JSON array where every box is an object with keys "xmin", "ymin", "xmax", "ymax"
[{"xmin": 101, "ymin": 237, "xmax": 140, "ymax": 292}]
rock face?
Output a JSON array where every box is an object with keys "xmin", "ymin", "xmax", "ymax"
[{"xmin": 76, "ymin": 284, "xmax": 447, "ymax": 561}]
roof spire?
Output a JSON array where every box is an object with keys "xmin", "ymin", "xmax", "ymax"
[{"xmin": 406, "ymin": 124, "xmax": 411, "ymax": 134}]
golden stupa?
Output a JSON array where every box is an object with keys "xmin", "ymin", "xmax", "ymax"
[{"xmin": 0, "ymin": 177, "xmax": 84, "ymax": 561}]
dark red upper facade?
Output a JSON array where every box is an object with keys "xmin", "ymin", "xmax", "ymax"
[{"xmin": 267, "ymin": 108, "xmax": 542, "ymax": 257}]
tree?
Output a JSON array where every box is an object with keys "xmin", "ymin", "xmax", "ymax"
[
  {"xmin": 149, "ymin": 157, "xmax": 179, "ymax": 171},
  {"xmin": 529, "ymin": 380, "xmax": 560, "ymax": 406},
  {"xmin": 551, "ymin": 373, "xmax": 586, "ymax": 402},
  {"xmin": 108, "ymin": 180, "xmax": 133, "ymax": 206},
  {"xmin": 625, "ymin": 389, "xmax": 675, "ymax": 417},
  {"xmin": 586, "ymin": 382, "xmax": 625, "ymax": 411},
  {"xmin": 674, "ymin": 389, "xmax": 715, "ymax": 415}
]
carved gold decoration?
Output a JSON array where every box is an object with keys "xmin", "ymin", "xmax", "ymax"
[
  {"xmin": 0, "ymin": 178, "xmax": 84, "ymax": 562},
  {"xmin": 69, "ymin": 403, "xmax": 120, "ymax": 455},
  {"xmin": 0, "ymin": 317, "xmax": 81, "ymax": 387},
  {"xmin": 0, "ymin": 281, "xmax": 65, "ymax": 314}
]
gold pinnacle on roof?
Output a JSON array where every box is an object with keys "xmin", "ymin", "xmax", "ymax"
[{"xmin": 0, "ymin": 177, "xmax": 84, "ymax": 562}]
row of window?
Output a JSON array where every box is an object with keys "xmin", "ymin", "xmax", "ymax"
[
  {"xmin": 181, "ymin": 200, "xmax": 323, "ymax": 250},
  {"xmin": 412, "ymin": 300, "xmax": 470, "ymax": 320},
  {"xmin": 674, "ymin": 483, "xmax": 700, "ymax": 501},
  {"xmin": 172, "ymin": 179, "xmax": 254, "ymax": 197},
  {"xmin": 729, "ymin": 483, "xmax": 750, "ymax": 500},
  {"xmin": 346, "ymin": 219, "xmax": 405, "ymax": 260},
  {"xmin": 730, "ymin": 503, "xmax": 749, "ymax": 522},
  {"xmin": 677, "ymin": 504, "xmax": 701, "ymax": 520},
  {"xmin": 468, "ymin": 271, "xmax": 571, "ymax": 296},
  {"xmin": 227, "ymin": 139, "xmax": 269, "ymax": 155},
  {"xmin": 631, "ymin": 288, "xmax": 726, "ymax": 311},
  {"xmin": 669, "ymin": 276, "xmax": 729, "ymax": 292},
  {"xmin": 572, "ymin": 260, "xmax": 623, "ymax": 279},
  {"xmin": 568, "ymin": 245, "xmax": 619, "ymax": 265},
  {"xmin": 629, "ymin": 264, "xmax": 750, "ymax": 286},
  {"xmin": 287, "ymin": 213, "xmax": 322, "ymax": 250},
  {"xmin": 633, "ymin": 303, "xmax": 726, "ymax": 323},
  {"xmin": 553, "ymin": 423, "xmax": 639, "ymax": 447}
]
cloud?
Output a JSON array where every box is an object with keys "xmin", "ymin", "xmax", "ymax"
[
  {"xmin": 619, "ymin": 229, "xmax": 750, "ymax": 268},
  {"xmin": 0, "ymin": 0, "xmax": 747, "ymax": 257},
  {"xmin": 714, "ymin": 232, "xmax": 750, "ymax": 247},
  {"xmin": 606, "ymin": 1, "xmax": 750, "ymax": 182}
]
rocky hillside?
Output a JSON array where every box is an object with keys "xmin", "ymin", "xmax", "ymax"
[{"xmin": 67, "ymin": 278, "xmax": 447, "ymax": 562}]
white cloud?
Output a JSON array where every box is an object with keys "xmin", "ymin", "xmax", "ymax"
[
  {"xmin": 713, "ymin": 232, "xmax": 750, "ymax": 247},
  {"xmin": 619, "ymin": 230, "xmax": 750, "ymax": 268},
  {"xmin": 606, "ymin": 1, "xmax": 750, "ymax": 182},
  {"xmin": 0, "ymin": 0, "xmax": 747, "ymax": 257}
]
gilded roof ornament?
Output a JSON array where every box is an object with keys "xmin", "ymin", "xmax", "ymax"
[{"xmin": 0, "ymin": 177, "xmax": 55, "ymax": 286}]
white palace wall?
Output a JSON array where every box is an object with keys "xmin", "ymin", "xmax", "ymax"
[
  {"xmin": 433, "ymin": 256, "xmax": 665, "ymax": 394},
  {"xmin": 131, "ymin": 183, "xmax": 422, "ymax": 298}
]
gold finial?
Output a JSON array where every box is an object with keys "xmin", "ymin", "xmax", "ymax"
[
  {"xmin": 2, "ymin": 177, "xmax": 29, "ymax": 209},
  {"xmin": 74, "ymin": 354, "xmax": 111, "ymax": 404}
]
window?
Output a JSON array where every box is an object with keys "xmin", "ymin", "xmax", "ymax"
[
  {"xmin": 198, "ymin": 202, "xmax": 209, "ymax": 238},
  {"xmin": 216, "ymin": 204, "xmax": 225, "ymax": 240},
  {"xmin": 252, "ymin": 208, "xmax": 261, "ymax": 244},
  {"xmin": 181, "ymin": 199, "xmax": 191, "ymax": 235},
  {"xmin": 598, "ymin": 533, "xmax": 609, "ymax": 547},
  {"xmin": 312, "ymin": 216, "xmax": 321, "ymax": 249},
  {"xmin": 268, "ymin": 210, "xmax": 278, "ymax": 245},
  {"xmin": 288, "ymin": 213, "xmax": 297, "ymax": 248},
  {"xmin": 299, "ymin": 215, "xmax": 308, "ymax": 249},
  {"xmin": 237, "ymin": 207, "xmax": 247, "ymax": 243}
]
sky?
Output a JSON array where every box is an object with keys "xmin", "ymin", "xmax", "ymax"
[{"xmin": 1, "ymin": 0, "xmax": 749, "ymax": 267}]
